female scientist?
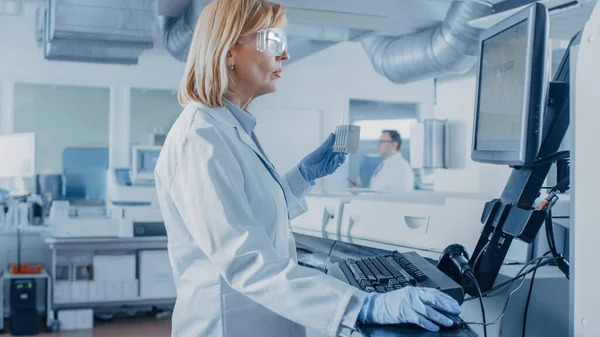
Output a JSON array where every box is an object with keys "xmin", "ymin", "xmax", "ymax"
[{"xmin": 154, "ymin": 0, "xmax": 461, "ymax": 336}]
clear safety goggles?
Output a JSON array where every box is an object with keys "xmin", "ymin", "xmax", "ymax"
[{"xmin": 256, "ymin": 28, "xmax": 287, "ymax": 57}]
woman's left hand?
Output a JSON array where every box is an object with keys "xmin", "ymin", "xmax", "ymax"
[{"xmin": 298, "ymin": 133, "xmax": 346, "ymax": 182}]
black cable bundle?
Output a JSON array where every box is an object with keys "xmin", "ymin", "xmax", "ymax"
[{"xmin": 465, "ymin": 270, "xmax": 487, "ymax": 337}]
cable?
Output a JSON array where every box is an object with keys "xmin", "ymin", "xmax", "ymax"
[
  {"xmin": 522, "ymin": 252, "xmax": 552, "ymax": 337},
  {"xmin": 464, "ymin": 256, "xmax": 557, "ymax": 301},
  {"xmin": 472, "ymin": 242, "xmax": 489, "ymax": 272},
  {"xmin": 482, "ymin": 257, "xmax": 555, "ymax": 297},
  {"xmin": 465, "ymin": 270, "xmax": 487, "ymax": 337},
  {"xmin": 464, "ymin": 255, "xmax": 555, "ymax": 328},
  {"xmin": 545, "ymin": 210, "xmax": 558, "ymax": 255},
  {"xmin": 464, "ymin": 263, "xmax": 531, "ymax": 327},
  {"xmin": 520, "ymin": 151, "xmax": 570, "ymax": 168}
]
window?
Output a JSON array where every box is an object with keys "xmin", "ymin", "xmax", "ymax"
[{"xmin": 353, "ymin": 118, "xmax": 417, "ymax": 140}]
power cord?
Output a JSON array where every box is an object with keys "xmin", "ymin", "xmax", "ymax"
[
  {"xmin": 465, "ymin": 255, "xmax": 557, "ymax": 301},
  {"xmin": 464, "ymin": 255, "xmax": 556, "ymax": 329},
  {"xmin": 537, "ymin": 177, "xmax": 570, "ymax": 278},
  {"xmin": 522, "ymin": 251, "xmax": 552, "ymax": 337},
  {"xmin": 519, "ymin": 151, "xmax": 570, "ymax": 168},
  {"xmin": 465, "ymin": 270, "xmax": 487, "ymax": 337}
]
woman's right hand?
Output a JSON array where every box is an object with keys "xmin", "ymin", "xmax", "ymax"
[{"xmin": 357, "ymin": 287, "xmax": 462, "ymax": 331}]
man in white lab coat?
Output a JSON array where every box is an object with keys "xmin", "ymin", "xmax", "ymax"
[{"xmin": 369, "ymin": 130, "xmax": 415, "ymax": 192}]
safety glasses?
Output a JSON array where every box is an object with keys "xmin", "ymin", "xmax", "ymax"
[{"xmin": 256, "ymin": 28, "xmax": 287, "ymax": 57}]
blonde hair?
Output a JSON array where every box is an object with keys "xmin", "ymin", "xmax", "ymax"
[{"xmin": 178, "ymin": 0, "xmax": 286, "ymax": 107}]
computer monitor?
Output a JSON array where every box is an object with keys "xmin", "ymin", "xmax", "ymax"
[
  {"xmin": 0, "ymin": 133, "xmax": 35, "ymax": 178},
  {"xmin": 471, "ymin": 3, "xmax": 549, "ymax": 166},
  {"xmin": 131, "ymin": 145, "xmax": 161, "ymax": 182}
]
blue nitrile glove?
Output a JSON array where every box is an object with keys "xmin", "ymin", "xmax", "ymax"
[
  {"xmin": 358, "ymin": 287, "xmax": 462, "ymax": 332},
  {"xmin": 298, "ymin": 133, "xmax": 346, "ymax": 183}
]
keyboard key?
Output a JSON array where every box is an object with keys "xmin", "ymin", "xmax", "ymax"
[
  {"xmin": 364, "ymin": 259, "xmax": 388, "ymax": 282},
  {"xmin": 356, "ymin": 260, "xmax": 377, "ymax": 283},
  {"xmin": 375, "ymin": 285, "xmax": 386, "ymax": 293},
  {"xmin": 370, "ymin": 257, "xmax": 393, "ymax": 278},
  {"xmin": 393, "ymin": 252, "xmax": 429, "ymax": 282},
  {"xmin": 396, "ymin": 277, "xmax": 410, "ymax": 287}
]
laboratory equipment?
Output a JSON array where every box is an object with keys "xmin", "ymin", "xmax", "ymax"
[
  {"xmin": 48, "ymin": 201, "xmax": 133, "ymax": 238},
  {"xmin": 470, "ymin": 3, "xmax": 549, "ymax": 167},
  {"xmin": 334, "ymin": 125, "xmax": 361, "ymax": 154},
  {"xmin": 35, "ymin": 174, "xmax": 64, "ymax": 218},
  {"xmin": 10, "ymin": 278, "xmax": 40, "ymax": 336},
  {"xmin": 107, "ymin": 146, "xmax": 161, "ymax": 206},
  {"xmin": 464, "ymin": 2, "xmax": 572, "ymax": 294},
  {"xmin": 107, "ymin": 145, "xmax": 165, "ymax": 237},
  {"xmin": 131, "ymin": 145, "xmax": 161, "ymax": 183},
  {"xmin": 62, "ymin": 147, "xmax": 108, "ymax": 201},
  {"xmin": 0, "ymin": 270, "xmax": 54, "ymax": 334},
  {"xmin": 50, "ymin": 145, "xmax": 165, "ymax": 238},
  {"xmin": 410, "ymin": 119, "xmax": 449, "ymax": 169}
]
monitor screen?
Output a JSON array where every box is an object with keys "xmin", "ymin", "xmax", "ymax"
[{"xmin": 475, "ymin": 20, "xmax": 529, "ymax": 152}]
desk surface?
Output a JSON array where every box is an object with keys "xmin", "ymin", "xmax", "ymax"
[
  {"xmin": 356, "ymin": 323, "xmax": 478, "ymax": 337},
  {"xmin": 43, "ymin": 235, "xmax": 168, "ymax": 251}
]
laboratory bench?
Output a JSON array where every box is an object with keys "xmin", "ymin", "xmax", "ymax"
[{"xmin": 42, "ymin": 235, "xmax": 175, "ymax": 332}]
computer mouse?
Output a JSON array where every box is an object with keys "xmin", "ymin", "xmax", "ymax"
[{"xmin": 439, "ymin": 312, "xmax": 463, "ymax": 329}]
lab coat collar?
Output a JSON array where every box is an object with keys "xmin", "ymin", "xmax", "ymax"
[
  {"xmin": 194, "ymin": 101, "xmax": 276, "ymax": 173},
  {"xmin": 224, "ymin": 98, "xmax": 257, "ymax": 135}
]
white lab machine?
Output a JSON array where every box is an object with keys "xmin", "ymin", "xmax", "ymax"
[
  {"xmin": 106, "ymin": 145, "xmax": 165, "ymax": 237},
  {"xmin": 49, "ymin": 146, "xmax": 164, "ymax": 238},
  {"xmin": 48, "ymin": 201, "xmax": 133, "ymax": 238}
]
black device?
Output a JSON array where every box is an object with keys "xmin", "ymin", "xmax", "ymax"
[
  {"xmin": 339, "ymin": 251, "xmax": 465, "ymax": 304},
  {"xmin": 10, "ymin": 279, "xmax": 40, "ymax": 336},
  {"xmin": 471, "ymin": 3, "xmax": 550, "ymax": 166},
  {"xmin": 334, "ymin": 251, "xmax": 477, "ymax": 336},
  {"xmin": 437, "ymin": 244, "xmax": 473, "ymax": 287},
  {"xmin": 456, "ymin": 2, "xmax": 574, "ymax": 295},
  {"xmin": 133, "ymin": 221, "xmax": 167, "ymax": 236}
]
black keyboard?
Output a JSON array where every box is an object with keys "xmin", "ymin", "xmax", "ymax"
[{"xmin": 338, "ymin": 251, "xmax": 465, "ymax": 305}]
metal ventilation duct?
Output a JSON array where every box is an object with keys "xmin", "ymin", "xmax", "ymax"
[
  {"xmin": 361, "ymin": 1, "xmax": 492, "ymax": 84},
  {"xmin": 160, "ymin": 0, "xmax": 210, "ymax": 62},
  {"xmin": 40, "ymin": 0, "xmax": 155, "ymax": 65},
  {"xmin": 159, "ymin": 0, "xmax": 370, "ymax": 64}
]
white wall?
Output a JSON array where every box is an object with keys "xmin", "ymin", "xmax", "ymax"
[
  {"xmin": 131, "ymin": 88, "xmax": 181, "ymax": 146},
  {"xmin": 14, "ymin": 83, "xmax": 110, "ymax": 174},
  {"xmin": 433, "ymin": 74, "xmax": 512, "ymax": 195}
]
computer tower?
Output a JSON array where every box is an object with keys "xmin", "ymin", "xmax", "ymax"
[{"xmin": 10, "ymin": 278, "xmax": 40, "ymax": 336}]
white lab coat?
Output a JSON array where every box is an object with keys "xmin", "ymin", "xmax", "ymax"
[
  {"xmin": 154, "ymin": 102, "xmax": 366, "ymax": 337},
  {"xmin": 369, "ymin": 152, "xmax": 414, "ymax": 192}
]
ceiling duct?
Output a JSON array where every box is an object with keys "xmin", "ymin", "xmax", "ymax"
[
  {"xmin": 160, "ymin": 0, "xmax": 209, "ymax": 62},
  {"xmin": 159, "ymin": 0, "xmax": 371, "ymax": 64},
  {"xmin": 38, "ymin": 0, "xmax": 155, "ymax": 65},
  {"xmin": 361, "ymin": 1, "xmax": 492, "ymax": 84}
]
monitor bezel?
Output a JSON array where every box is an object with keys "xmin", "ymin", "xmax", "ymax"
[{"xmin": 471, "ymin": 3, "xmax": 549, "ymax": 166}]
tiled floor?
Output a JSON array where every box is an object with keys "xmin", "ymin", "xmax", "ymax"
[{"xmin": 3, "ymin": 317, "xmax": 171, "ymax": 337}]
